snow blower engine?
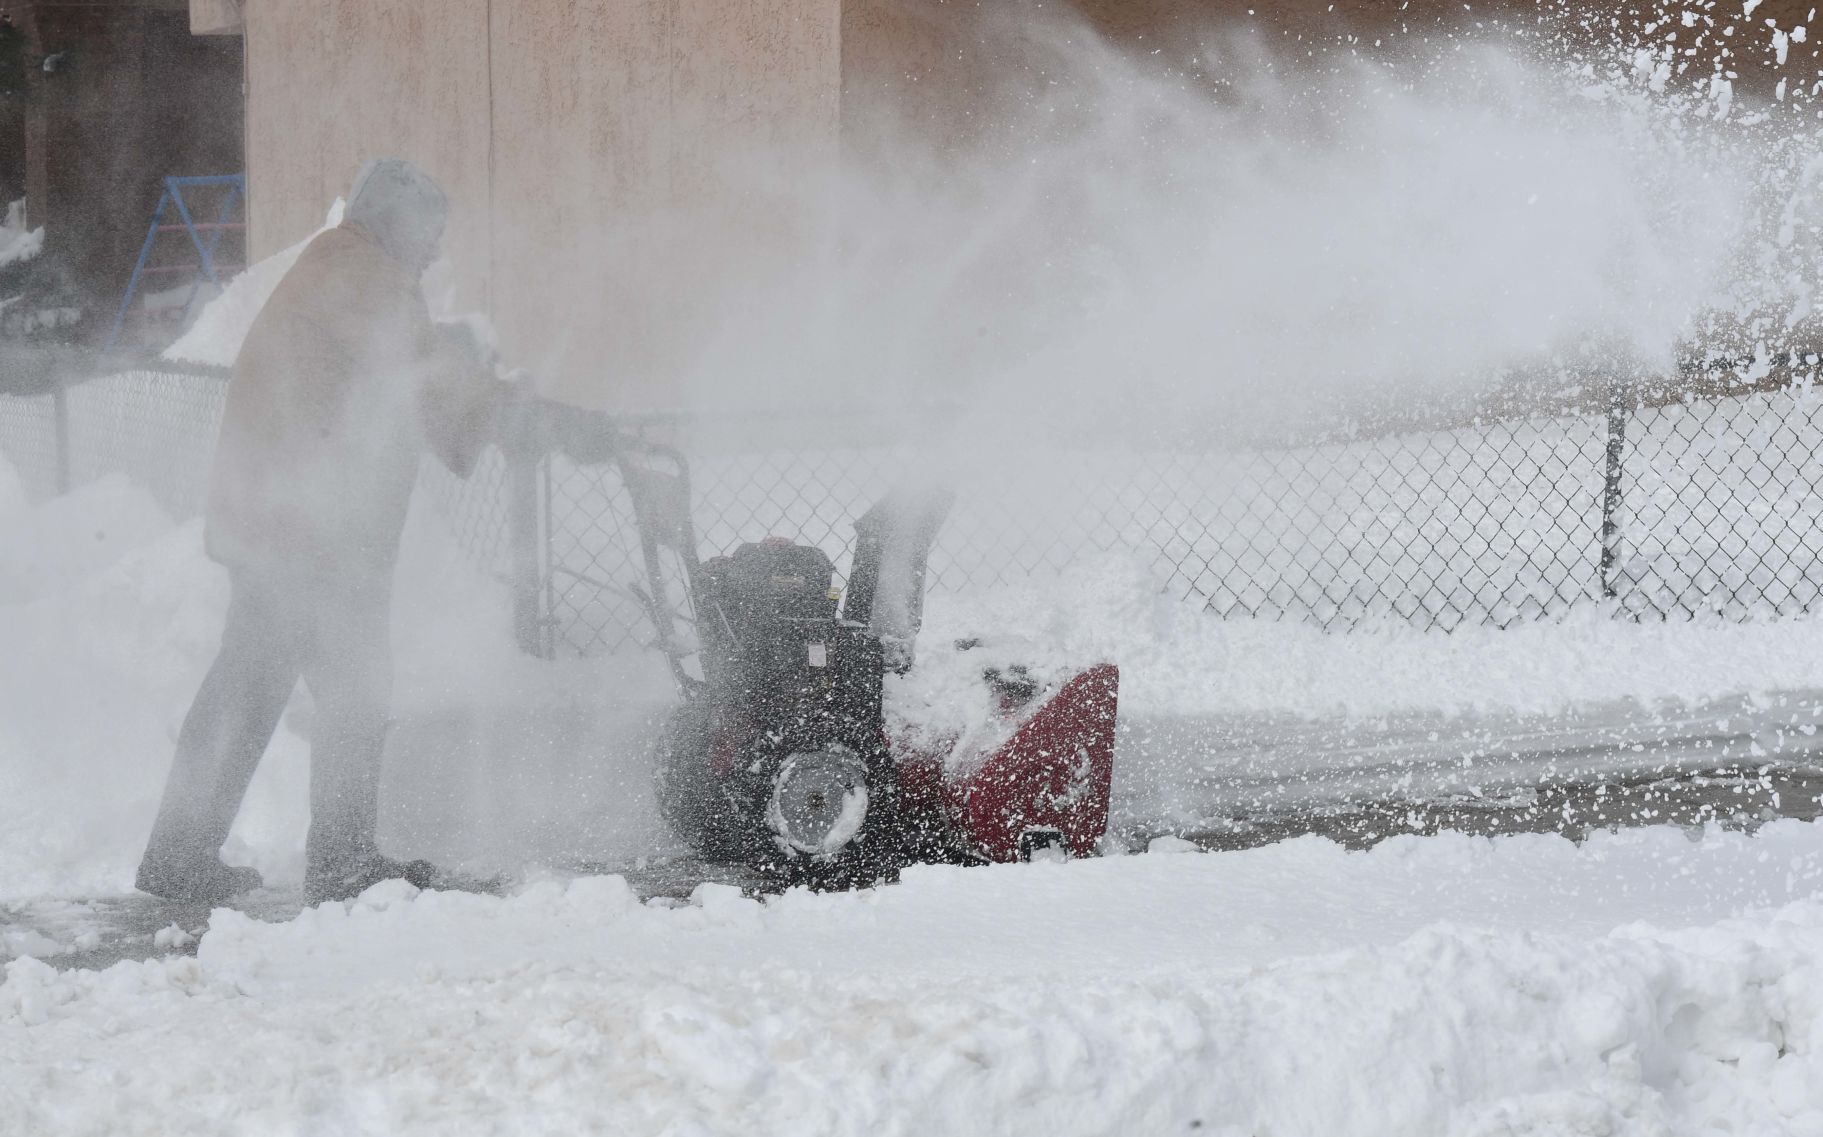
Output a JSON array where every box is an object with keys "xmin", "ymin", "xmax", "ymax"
[{"xmin": 582, "ymin": 423, "xmax": 1121, "ymax": 889}]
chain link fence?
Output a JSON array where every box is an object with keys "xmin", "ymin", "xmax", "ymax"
[
  {"xmin": 0, "ymin": 363, "xmax": 230, "ymax": 518},
  {"xmin": 8, "ymin": 356, "xmax": 1823, "ymax": 658},
  {"xmin": 531, "ymin": 385, "xmax": 1823, "ymax": 654},
  {"xmin": 0, "ymin": 380, "xmax": 62, "ymax": 502},
  {"xmin": 0, "ymin": 359, "xmax": 517, "ymax": 584},
  {"xmin": 1617, "ymin": 391, "xmax": 1823, "ymax": 619},
  {"xmin": 530, "ymin": 412, "xmax": 1617, "ymax": 655}
]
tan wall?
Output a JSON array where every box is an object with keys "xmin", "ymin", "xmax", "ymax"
[
  {"xmin": 244, "ymin": 0, "xmax": 492, "ymax": 312},
  {"xmin": 488, "ymin": 0, "xmax": 839, "ymax": 408},
  {"xmin": 243, "ymin": 0, "xmax": 839, "ymax": 411}
]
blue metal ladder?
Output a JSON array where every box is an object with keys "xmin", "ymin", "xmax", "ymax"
[{"xmin": 103, "ymin": 173, "xmax": 247, "ymax": 353}]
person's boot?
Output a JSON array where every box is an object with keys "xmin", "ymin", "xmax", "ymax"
[
  {"xmin": 303, "ymin": 853, "xmax": 443, "ymax": 905},
  {"xmin": 135, "ymin": 855, "xmax": 264, "ymax": 905}
]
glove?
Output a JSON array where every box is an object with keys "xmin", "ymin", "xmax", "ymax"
[
  {"xmin": 492, "ymin": 377, "xmax": 547, "ymax": 460},
  {"xmin": 430, "ymin": 319, "xmax": 497, "ymax": 372}
]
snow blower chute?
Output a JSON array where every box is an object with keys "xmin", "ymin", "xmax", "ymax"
[{"xmin": 591, "ymin": 430, "xmax": 1121, "ymax": 888}]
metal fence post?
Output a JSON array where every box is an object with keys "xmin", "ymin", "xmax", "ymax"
[
  {"xmin": 1598, "ymin": 375, "xmax": 1632, "ymax": 600},
  {"xmin": 508, "ymin": 449, "xmax": 548, "ymax": 659},
  {"xmin": 51, "ymin": 376, "xmax": 70, "ymax": 496}
]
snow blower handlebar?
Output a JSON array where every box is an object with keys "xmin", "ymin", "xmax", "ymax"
[
  {"xmin": 499, "ymin": 397, "xmax": 703, "ymax": 689},
  {"xmin": 497, "ymin": 395, "xmax": 642, "ymax": 467},
  {"xmin": 499, "ymin": 397, "xmax": 954, "ymax": 688}
]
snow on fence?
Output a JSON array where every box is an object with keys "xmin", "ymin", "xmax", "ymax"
[{"xmin": 5, "ymin": 362, "xmax": 1823, "ymax": 654}]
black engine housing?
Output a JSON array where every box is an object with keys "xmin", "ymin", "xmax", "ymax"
[{"xmin": 657, "ymin": 539, "xmax": 903, "ymax": 885}]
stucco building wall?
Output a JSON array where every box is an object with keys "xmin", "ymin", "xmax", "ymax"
[
  {"xmin": 237, "ymin": 0, "xmax": 838, "ymax": 410},
  {"xmin": 487, "ymin": 0, "xmax": 839, "ymax": 408},
  {"xmin": 242, "ymin": 1, "xmax": 492, "ymax": 315}
]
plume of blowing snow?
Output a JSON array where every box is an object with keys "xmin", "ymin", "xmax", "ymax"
[
  {"xmin": 668, "ymin": 6, "xmax": 1823, "ymax": 448},
  {"xmin": 160, "ymin": 7, "xmax": 1823, "ymax": 440}
]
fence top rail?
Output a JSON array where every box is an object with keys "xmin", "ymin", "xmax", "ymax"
[{"xmin": 2, "ymin": 346, "xmax": 230, "ymax": 397}]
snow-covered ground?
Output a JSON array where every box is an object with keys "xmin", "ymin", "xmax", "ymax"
[
  {"xmin": 12, "ymin": 295, "xmax": 1823, "ymax": 1136},
  {"xmin": 7, "ymin": 366, "xmax": 1823, "ymax": 1137},
  {"xmin": 5, "ymin": 822, "xmax": 1823, "ymax": 1134}
]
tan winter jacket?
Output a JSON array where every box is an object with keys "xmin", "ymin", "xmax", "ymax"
[{"xmin": 205, "ymin": 221, "xmax": 500, "ymax": 585}]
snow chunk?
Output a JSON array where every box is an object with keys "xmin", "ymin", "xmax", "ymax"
[
  {"xmin": 0, "ymin": 200, "xmax": 43, "ymax": 270},
  {"xmin": 1147, "ymin": 835, "xmax": 1202, "ymax": 855}
]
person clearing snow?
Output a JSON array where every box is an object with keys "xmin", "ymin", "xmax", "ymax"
[{"xmin": 135, "ymin": 159, "xmax": 521, "ymax": 906}]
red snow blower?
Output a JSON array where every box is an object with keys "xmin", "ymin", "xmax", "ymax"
[{"xmin": 573, "ymin": 424, "xmax": 1121, "ymax": 888}]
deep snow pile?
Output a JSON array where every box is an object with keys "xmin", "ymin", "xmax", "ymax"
[
  {"xmin": 163, "ymin": 197, "xmax": 490, "ymax": 368},
  {"xmin": 4, "ymin": 822, "xmax": 1822, "ymax": 1135},
  {"xmin": 162, "ymin": 200, "xmax": 343, "ymax": 367}
]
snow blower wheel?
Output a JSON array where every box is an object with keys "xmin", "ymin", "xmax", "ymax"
[{"xmin": 768, "ymin": 746, "xmax": 869, "ymax": 857}]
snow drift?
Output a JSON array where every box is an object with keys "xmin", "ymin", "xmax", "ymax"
[{"xmin": 4, "ymin": 821, "xmax": 1822, "ymax": 1135}]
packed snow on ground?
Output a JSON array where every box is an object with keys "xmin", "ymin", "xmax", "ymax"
[
  {"xmin": 4, "ymin": 821, "xmax": 1822, "ymax": 1135},
  {"xmin": 0, "ymin": 474, "xmax": 179, "ymax": 604}
]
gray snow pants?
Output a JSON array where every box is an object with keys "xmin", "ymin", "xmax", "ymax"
[{"xmin": 139, "ymin": 567, "xmax": 394, "ymax": 883}]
